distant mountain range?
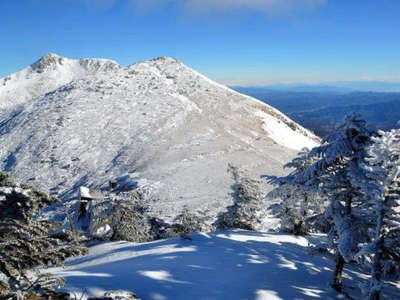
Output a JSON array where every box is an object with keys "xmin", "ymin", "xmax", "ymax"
[
  {"xmin": 234, "ymin": 81, "xmax": 400, "ymax": 93},
  {"xmin": 235, "ymin": 87, "xmax": 400, "ymax": 137}
]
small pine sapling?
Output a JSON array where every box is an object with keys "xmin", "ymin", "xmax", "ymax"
[{"xmin": 216, "ymin": 164, "xmax": 265, "ymax": 231}]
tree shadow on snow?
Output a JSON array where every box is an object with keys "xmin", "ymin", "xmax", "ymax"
[{"xmin": 52, "ymin": 230, "xmax": 365, "ymax": 300}]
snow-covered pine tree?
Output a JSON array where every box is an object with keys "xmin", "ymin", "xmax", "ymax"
[
  {"xmin": 270, "ymin": 114, "xmax": 371, "ymax": 291},
  {"xmin": 215, "ymin": 164, "xmax": 265, "ymax": 231},
  {"xmin": 268, "ymin": 148, "xmax": 325, "ymax": 235},
  {"xmin": 88, "ymin": 191, "xmax": 152, "ymax": 242},
  {"xmin": 355, "ymin": 129, "xmax": 400, "ymax": 300},
  {"xmin": 0, "ymin": 173, "xmax": 87, "ymax": 297},
  {"xmin": 172, "ymin": 206, "xmax": 213, "ymax": 239}
]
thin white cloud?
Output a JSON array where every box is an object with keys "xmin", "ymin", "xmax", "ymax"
[
  {"xmin": 183, "ymin": 0, "xmax": 326, "ymax": 16},
  {"xmin": 120, "ymin": 0, "xmax": 326, "ymax": 16}
]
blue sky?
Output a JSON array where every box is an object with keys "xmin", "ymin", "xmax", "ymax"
[{"xmin": 1, "ymin": 0, "xmax": 399, "ymax": 85}]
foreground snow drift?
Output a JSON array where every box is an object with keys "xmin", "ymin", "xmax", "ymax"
[{"xmin": 46, "ymin": 230, "xmax": 371, "ymax": 300}]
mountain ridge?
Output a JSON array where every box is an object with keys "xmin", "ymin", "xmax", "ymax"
[{"xmin": 0, "ymin": 54, "xmax": 319, "ymax": 218}]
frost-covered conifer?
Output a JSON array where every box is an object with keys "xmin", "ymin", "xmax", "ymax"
[
  {"xmin": 270, "ymin": 114, "xmax": 371, "ymax": 290},
  {"xmin": 89, "ymin": 191, "xmax": 151, "ymax": 242},
  {"xmin": 172, "ymin": 206, "xmax": 213, "ymax": 239},
  {"xmin": 268, "ymin": 148, "xmax": 325, "ymax": 235},
  {"xmin": 216, "ymin": 164, "xmax": 265, "ymax": 231},
  {"xmin": 354, "ymin": 130, "xmax": 400, "ymax": 300},
  {"xmin": 0, "ymin": 173, "xmax": 87, "ymax": 297}
]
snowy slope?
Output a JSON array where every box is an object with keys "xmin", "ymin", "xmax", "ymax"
[
  {"xmin": 0, "ymin": 54, "xmax": 319, "ymax": 217},
  {"xmin": 45, "ymin": 230, "xmax": 376, "ymax": 300}
]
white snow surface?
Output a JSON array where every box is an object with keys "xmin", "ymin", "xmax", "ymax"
[
  {"xmin": 0, "ymin": 54, "xmax": 319, "ymax": 217},
  {"xmin": 45, "ymin": 230, "xmax": 374, "ymax": 300},
  {"xmin": 79, "ymin": 186, "xmax": 92, "ymax": 199}
]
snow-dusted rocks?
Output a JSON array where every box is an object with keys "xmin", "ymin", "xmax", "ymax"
[{"xmin": 0, "ymin": 54, "xmax": 319, "ymax": 217}]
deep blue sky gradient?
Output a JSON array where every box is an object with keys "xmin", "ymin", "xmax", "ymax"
[{"xmin": 1, "ymin": 0, "xmax": 399, "ymax": 85}]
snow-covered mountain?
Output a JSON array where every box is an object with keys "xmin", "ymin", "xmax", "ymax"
[
  {"xmin": 0, "ymin": 53, "xmax": 119, "ymax": 117},
  {"xmin": 0, "ymin": 54, "xmax": 319, "ymax": 217}
]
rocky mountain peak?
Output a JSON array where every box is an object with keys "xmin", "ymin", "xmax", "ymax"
[
  {"xmin": 151, "ymin": 56, "xmax": 181, "ymax": 64},
  {"xmin": 78, "ymin": 57, "xmax": 120, "ymax": 72},
  {"xmin": 31, "ymin": 53, "xmax": 65, "ymax": 73}
]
